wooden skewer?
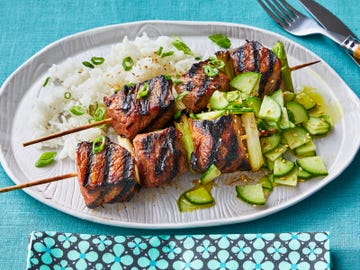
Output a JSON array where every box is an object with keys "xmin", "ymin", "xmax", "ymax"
[
  {"xmin": 290, "ymin": 60, "xmax": 321, "ymax": 71},
  {"xmin": 22, "ymin": 61, "xmax": 320, "ymax": 147},
  {"xmin": 23, "ymin": 118, "xmax": 113, "ymax": 147},
  {"xmin": 0, "ymin": 173, "xmax": 77, "ymax": 193}
]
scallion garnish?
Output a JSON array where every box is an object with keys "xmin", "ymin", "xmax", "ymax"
[
  {"xmin": 155, "ymin": 46, "xmax": 164, "ymax": 55},
  {"xmin": 161, "ymin": 51, "xmax": 175, "ymax": 58},
  {"xmin": 209, "ymin": 57, "xmax": 225, "ymax": 69},
  {"xmin": 203, "ymin": 65, "xmax": 219, "ymax": 77},
  {"xmin": 208, "ymin": 34, "xmax": 231, "ymax": 49},
  {"xmin": 42, "ymin": 77, "xmax": 51, "ymax": 87},
  {"xmin": 35, "ymin": 152, "xmax": 57, "ymax": 168},
  {"xmin": 64, "ymin": 92, "xmax": 71, "ymax": 99},
  {"xmin": 70, "ymin": 105, "xmax": 85, "ymax": 116},
  {"xmin": 172, "ymin": 37, "xmax": 193, "ymax": 55},
  {"xmin": 136, "ymin": 82, "xmax": 150, "ymax": 99},
  {"xmin": 122, "ymin": 56, "xmax": 134, "ymax": 71},
  {"xmin": 174, "ymin": 110, "xmax": 182, "ymax": 120},
  {"xmin": 92, "ymin": 135, "xmax": 106, "ymax": 154},
  {"xmin": 91, "ymin": 56, "xmax": 105, "ymax": 65},
  {"xmin": 93, "ymin": 105, "xmax": 106, "ymax": 121},
  {"xmin": 82, "ymin": 61, "xmax": 95, "ymax": 69}
]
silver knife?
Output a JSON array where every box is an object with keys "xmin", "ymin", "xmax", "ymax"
[{"xmin": 299, "ymin": 0, "xmax": 360, "ymax": 66}]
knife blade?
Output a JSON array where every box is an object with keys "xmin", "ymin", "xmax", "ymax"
[
  {"xmin": 299, "ymin": 0, "xmax": 356, "ymax": 38},
  {"xmin": 299, "ymin": 0, "xmax": 360, "ymax": 65}
]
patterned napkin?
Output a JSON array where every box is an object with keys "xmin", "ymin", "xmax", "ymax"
[{"xmin": 26, "ymin": 231, "xmax": 330, "ymax": 270}]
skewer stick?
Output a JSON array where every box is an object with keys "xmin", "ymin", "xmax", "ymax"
[
  {"xmin": 0, "ymin": 173, "xmax": 77, "ymax": 193},
  {"xmin": 23, "ymin": 118, "xmax": 113, "ymax": 147},
  {"xmin": 290, "ymin": 60, "xmax": 320, "ymax": 71}
]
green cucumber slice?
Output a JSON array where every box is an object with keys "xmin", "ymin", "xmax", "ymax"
[
  {"xmin": 297, "ymin": 167, "xmax": 314, "ymax": 180},
  {"xmin": 209, "ymin": 91, "xmax": 229, "ymax": 110},
  {"xmin": 195, "ymin": 110, "xmax": 225, "ymax": 120},
  {"xmin": 246, "ymin": 96, "xmax": 262, "ymax": 117},
  {"xmin": 200, "ymin": 164, "xmax": 221, "ymax": 185},
  {"xmin": 303, "ymin": 116, "xmax": 331, "ymax": 135},
  {"xmin": 296, "ymin": 156, "xmax": 328, "ymax": 175},
  {"xmin": 294, "ymin": 140, "xmax": 317, "ymax": 157},
  {"xmin": 286, "ymin": 101, "xmax": 309, "ymax": 124},
  {"xmin": 230, "ymin": 72, "xmax": 262, "ymax": 95},
  {"xmin": 258, "ymin": 175, "xmax": 273, "ymax": 191},
  {"xmin": 282, "ymin": 127, "xmax": 311, "ymax": 149},
  {"xmin": 258, "ymin": 95, "xmax": 282, "ymax": 122},
  {"xmin": 271, "ymin": 89, "xmax": 284, "ymax": 107},
  {"xmin": 265, "ymin": 144, "xmax": 288, "ymax": 161},
  {"xmin": 260, "ymin": 133, "xmax": 282, "ymax": 154},
  {"xmin": 184, "ymin": 186, "xmax": 214, "ymax": 205},
  {"xmin": 178, "ymin": 194, "xmax": 213, "ymax": 212},
  {"xmin": 273, "ymin": 158, "xmax": 295, "ymax": 177},
  {"xmin": 295, "ymin": 92, "xmax": 317, "ymax": 110},
  {"xmin": 236, "ymin": 184, "xmax": 266, "ymax": 205},
  {"xmin": 273, "ymin": 167, "xmax": 298, "ymax": 186}
]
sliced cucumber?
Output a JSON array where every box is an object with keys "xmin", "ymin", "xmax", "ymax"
[
  {"xmin": 200, "ymin": 164, "xmax": 221, "ymax": 185},
  {"xmin": 184, "ymin": 186, "xmax": 215, "ymax": 205},
  {"xmin": 178, "ymin": 194, "xmax": 213, "ymax": 212},
  {"xmin": 273, "ymin": 167, "xmax": 298, "ymax": 186},
  {"xmin": 273, "ymin": 158, "xmax": 295, "ymax": 177},
  {"xmin": 230, "ymin": 72, "xmax": 262, "ymax": 95},
  {"xmin": 174, "ymin": 115, "xmax": 194, "ymax": 163},
  {"xmin": 236, "ymin": 184, "xmax": 266, "ymax": 205},
  {"xmin": 279, "ymin": 107, "xmax": 295, "ymax": 130},
  {"xmin": 258, "ymin": 96, "xmax": 282, "ymax": 122},
  {"xmin": 260, "ymin": 133, "xmax": 282, "ymax": 154},
  {"xmin": 297, "ymin": 167, "xmax": 314, "ymax": 180},
  {"xmin": 195, "ymin": 110, "xmax": 225, "ymax": 120},
  {"xmin": 294, "ymin": 140, "xmax": 317, "ymax": 157},
  {"xmin": 283, "ymin": 91, "xmax": 295, "ymax": 103},
  {"xmin": 265, "ymin": 144, "xmax": 288, "ymax": 161},
  {"xmin": 282, "ymin": 127, "xmax": 311, "ymax": 149},
  {"xmin": 209, "ymin": 91, "xmax": 229, "ymax": 110},
  {"xmin": 258, "ymin": 175, "xmax": 273, "ymax": 191},
  {"xmin": 226, "ymin": 91, "xmax": 241, "ymax": 103},
  {"xmin": 296, "ymin": 156, "xmax": 328, "ymax": 176},
  {"xmin": 286, "ymin": 101, "xmax": 309, "ymax": 124},
  {"xmin": 246, "ymin": 96, "xmax": 262, "ymax": 117},
  {"xmin": 303, "ymin": 116, "xmax": 331, "ymax": 135},
  {"xmin": 295, "ymin": 92, "xmax": 317, "ymax": 110},
  {"xmin": 241, "ymin": 112, "xmax": 264, "ymax": 171},
  {"xmin": 271, "ymin": 89, "xmax": 284, "ymax": 107}
]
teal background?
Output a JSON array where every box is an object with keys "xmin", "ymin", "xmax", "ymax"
[{"xmin": 0, "ymin": 0, "xmax": 359, "ymax": 269}]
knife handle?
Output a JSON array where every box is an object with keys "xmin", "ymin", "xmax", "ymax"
[{"xmin": 341, "ymin": 35, "xmax": 360, "ymax": 65}]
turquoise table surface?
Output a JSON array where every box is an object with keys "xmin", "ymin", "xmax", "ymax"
[{"xmin": 0, "ymin": 0, "xmax": 359, "ymax": 269}]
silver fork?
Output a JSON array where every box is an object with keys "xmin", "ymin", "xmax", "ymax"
[{"xmin": 258, "ymin": 0, "xmax": 360, "ymax": 65}]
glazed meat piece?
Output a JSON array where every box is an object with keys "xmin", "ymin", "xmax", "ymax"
[
  {"xmin": 76, "ymin": 137, "xmax": 139, "ymax": 209},
  {"xmin": 217, "ymin": 41, "xmax": 281, "ymax": 97},
  {"xmin": 104, "ymin": 75, "xmax": 176, "ymax": 139},
  {"xmin": 133, "ymin": 127, "xmax": 187, "ymax": 188},
  {"xmin": 175, "ymin": 60, "xmax": 230, "ymax": 113},
  {"xmin": 189, "ymin": 115, "xmax": 251, "ymax": 173}
]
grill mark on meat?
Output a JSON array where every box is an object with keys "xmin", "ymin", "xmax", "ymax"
[
  {"xmin": 120, "ymin": 84, "xmax": 135, "ymax": 112},
  {"xmin": 141, "ymin": 135, "xmax": 154, "ymax": 159},
  {"xmin": 84, "ymin": 144, "xmax": 94, "ymax": 187},
  {"xmin": 102, "ymin": 142, "xmax": 113, "ymax": 186},
  {"xmin": 197, "ymin": 77, "xmax": 211, "ymax": 97},
  {"xmin": 223, "ymin": 131, "xmax": 239, "ymax": 169},
  {"xmin": 121, "ymin": 150, "xmax": 134, "ymax": 181},
  {"xmin": 236, "ymin": 46, "xmax": 246, "ymax": 71},
  {"xmin": 252, "ymin": 41, "xmax": 260, "ymax": 72},
  {"xmin": 158, "ymin": 75, "xmax": 170, "ymax": 109}
]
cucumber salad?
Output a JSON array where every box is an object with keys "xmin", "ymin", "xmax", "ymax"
[{"xmin": 178, "ymin": 40, "xmax": 332, "ymax": 212}]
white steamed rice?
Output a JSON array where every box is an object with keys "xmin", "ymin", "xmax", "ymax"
[{"xmin": 30, "ymin": 33, "xmax": 199, "ymax": 160}]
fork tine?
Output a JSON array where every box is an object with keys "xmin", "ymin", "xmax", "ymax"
[
  {"xmin": 278, "ymin": 0, "xmax": 304, "ymax": 17},
  {"xmin": 257, "ymin": 0, "xmax": 287, "ymax": 28},
  {"xmin": 271, "ymin": 0, "xmax": 296, "ymax": 22},
  {"xmin": 264, "ymin": 0, "xmax": 292, "ymax": 25}
]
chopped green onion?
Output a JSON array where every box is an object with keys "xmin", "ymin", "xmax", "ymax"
[
  {"xmin": 91, "ymin": 56, "xmax": 105, "ymax": 65},
  {"xmin": 64, "ymin": 92, "xmax": 71, "ymax": 99},
  {"xmin": 164, "ymin": 74, "xmax": 172, "ymax": 81},
  {"xmin": 136, "ymin": 82, "xmax": 150, "ymax": 99},
  {"xmin": 122, "ymin": 56, "xmax": 134, "ymax": 71},
  {"xmin": 208, "ymin": 34, "xmax": 231, "ymax": 49},
  {"xmin": 93, "ymin": 105, "xmax": 106, "ymax": 121},
  {"xmin": 42, "ymin": 77, "xmax": 51, "ymax": 87},
  {"xmin": 92, "ymin": 135, "xmax": 106, "ymax": 154},
  {"xmin": 155, "ymin": 46, "xmax": 163, "ymax": 55},
  {"xmin": 174, "ymin": 110, "xmax": 182, "ymax": 120},
  {"xmin": 161, "ymin": 51, "xmax": 175, "ymax": 58},
  {"xmin": 82, "ymin": 61, "xmax": 94, "ymax": 69},
  {"xmin": 176, "ymin": 92, "xmax": 188, "ymax": 101},
  {"xmin": 195, "ymin": 56, "xmax": 202, "ymax": 61},
  {"xmin": 209, "ymin": 57, "xmax": 225, "ymax": 69},
  {"xmin": 35, "ymin": 152, "xmax": 57, "ymax": 168},
  {"xmin": 203, "ymin": 65, "xmax": 219, "ymax": 77},
  {"xmin": 70, "ymin": 105, "xmax": 85, "ymax": 116},
  {"xmin": 172, "ymin": 37, "xmax": 193, "ymax": 55}
]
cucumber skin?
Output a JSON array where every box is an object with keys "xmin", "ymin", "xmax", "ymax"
[
  {"xmin": 296, "ymin": 156, "xmax": 328, "ymax": 176},
  {"xmin": 236, "ymin": 184, "xmax": 266, "ymax": 205},
  {"xmin": 184, "ymin": 186, "xmax": 215, "ymax": 205}
]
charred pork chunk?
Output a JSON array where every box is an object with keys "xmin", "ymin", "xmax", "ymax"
[
  {"xmin": 216, "ymin": 41, "xmax": 281, "ymax": 97},
  {"xmin": 175, "ymin": 60, "xmax": 230, "ymax": 113},
  {"xmin": 104, "ymin": 75, "xmax": 176, "ymax": 139},
  {"xmin": 76, "ymin": 137, "xmax": 139, "ymax": 209},
  {"xmin": 189, "ymin": 115, "xmax": 251, "ymax": 173},
  {"xmin": 133, "ymin": 127, "xmax": 187, "ymax": 188}
]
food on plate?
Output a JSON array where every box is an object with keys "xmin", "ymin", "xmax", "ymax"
[{"xmin": 16, "ymin": 35, "xmax": 332, "ymax": 211}]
